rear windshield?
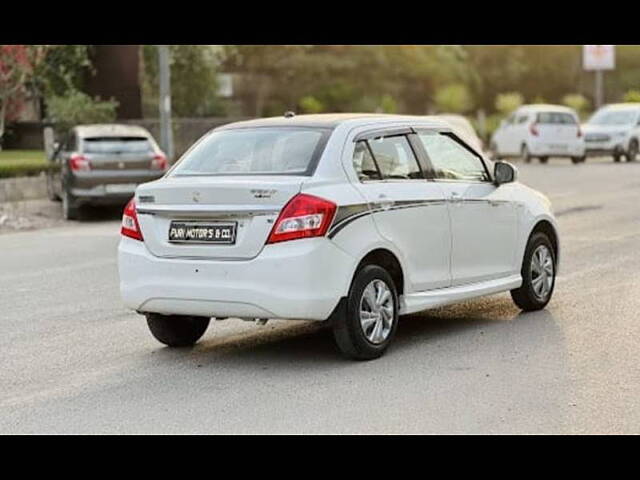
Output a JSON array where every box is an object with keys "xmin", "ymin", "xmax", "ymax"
[
  {"xmin": 171, "ymin": 127, "xmax": 329, "ymax": 176},
  {"xmin": 536, "ymin": 112, "xmax": 577, "ymax": 125},
  {"xmin": 83, "ymin": 137, "xmax": 153, "ymax": 154}
]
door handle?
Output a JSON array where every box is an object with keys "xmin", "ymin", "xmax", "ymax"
[
  {"xmin": 375, "ymin": 194, "xmax": 395, "ymax": 210},
  {"xmin": 448, "ymin": 192, "xmax": 463, "ymax": 204}
]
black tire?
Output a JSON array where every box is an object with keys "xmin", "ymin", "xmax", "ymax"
[
  {"xmin": 332, "ymin": 264, "xmax": 399, "ymax": 360},
  {"xmin": 62, "ymin": 190, "xmax": 80, "ymax": 220},
  {"xmin": 625, "ymin": 139, "xmax": 638, "ymax": 162},
  {"xmin": 511, "ymin": 232, "xmax": 556, "ymax": 311},
  {"xmin": 613, "ymin": 154, "xmax": 621, "ymax": 163},
  {"xmin": 146, "ymin": 313, "xmax": 210, "ymax": 347},
  {"xmin": 539, "ymin": 156, "xmax": 549, "ymax": 164},
  {"xmin": 571, "ymin": 156, "xmax": 585, "ymax": 164},
  {"xmin": 521, "ymin": 145, "xmax": 532, "ymax": 163}
]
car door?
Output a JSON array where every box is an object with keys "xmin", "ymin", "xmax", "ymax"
[
  {"xmin": 350, "ymin": 131, "xmax": 451, "ymax": 292},
  {"xmin": 416, "ymin": 130, "xmax": 518, "ymax": 286}
]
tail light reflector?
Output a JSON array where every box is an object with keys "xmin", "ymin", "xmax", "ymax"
[
  {"xmin": 530, "ymin": 123, "xmax": 539, "ymax": 136},
  {"xmin": 69, "ymin": 153, "xmax": 91, "ymax": 171},
  {"xmin": 577, "ymin": 125, "xmax": 583, "ymax": 138},
  {"xmin": 266, "ymin": 193, "xmax": 336, "ymax": 244},
  {"xmin": 151, "ymin": 153, "xmax": 168, "ymax": 170},
  {"xmin": 121, "ymin": 198, "xmax": 143, "ymax": 241}
]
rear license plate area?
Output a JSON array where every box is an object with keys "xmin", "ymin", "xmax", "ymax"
[{"xmin": 168, "ymin": 221, "xmax": 237, "ymax": 244}]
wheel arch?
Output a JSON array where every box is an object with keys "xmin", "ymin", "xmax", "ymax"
[
  {"xmin": 355, "ymin": 248, "xmax": 405, "ymax": 296},
  {"xmin": 529, "ymin": 219, "xmax": 560, "ymax": 267}
]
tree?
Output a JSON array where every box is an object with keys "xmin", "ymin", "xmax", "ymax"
[
  {"xmin": 495, "ymin": 92, "xmax": 524, "ymax": 115},
  {"xmin": 562, "ymin": 93, "xmax": 590, "ymax": 118},
  {"xmin": 46, "ymin": 90, "xmax": 118, "ymax": 132},
  {"xmin": 622, "ymin": 89, "xmax": 640, "ymax": 103},
  {"xmin": 0, "ymin": 45, "xmax": 35, "ymax": 149},
  {"xmin": 433, "ymin": 84, "xmax": 473, "ymax": 113},
  {"xmin": 142, "ymin": 45, "xmax": 224, "ymax": 117}
]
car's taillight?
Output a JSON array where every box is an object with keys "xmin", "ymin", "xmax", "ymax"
[
  {"xmin": 121, "ymin": 198, "xmax": 143, "ymax": 241},
  {"xmin": 69, "ymin": 153, "xmax": 90, "ymax": 171},
  {"xmin": 266, "ymin": 193, "xmax": 337, "ymax": 244},
  {"xmin": 530, "ymin": 123, "xmax": 539, "ymax": 136},
  {"xmin": 577, "ymin": 125, "xmax": 583, "ymax": 138},
  {"xmin": 151, "ymin": 153, "xmax": 168, "ymax": 170}
]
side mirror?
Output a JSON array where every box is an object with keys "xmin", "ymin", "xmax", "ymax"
[{"xmin": 494, "ymin": 161, "xmax": 517, "ymax": 185}]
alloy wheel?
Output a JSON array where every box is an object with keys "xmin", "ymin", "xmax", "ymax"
[
  {"xmin": 359, "ymin": 279, "xmax": 395, "ymax": 345},
  {"xmin": 531, "ymin": 245, "xmax": 554, "ymax": 300}
]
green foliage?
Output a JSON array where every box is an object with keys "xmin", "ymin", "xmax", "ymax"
[
  {"xmin": 495, "ymin": 92, "xmax": 524, "ymax": 115},
  {"xmin": 142, "ymin": 45, "xmax": 225, "ymax": 117},
  {"xmin": 46, "ymin": 90, "xmax": 118, "ymax": 131},
  {"xmin": 298, "ymin": 96, "xmax": 324, "ymax": 113},
  {"xmin": 32, "ymin": 45, "xmax": 92, "ymax": 98},
  {"xmin": 434, "ymin": 84, "xmax": 473, "ymax": 113},
  {"xmin": 0, "ymin": 150, "xmax": 50, "ymax": 178},
  {"xmin": 562, "ymin": 93, "xmax": 590, "ymax": 116},
  {"xmin": 379, "ymin": 94, "xmax": 397, "ymax": 113},
  {"xmin": 622, "ymin": 89, "xmax": 640, "ymax": 102}
]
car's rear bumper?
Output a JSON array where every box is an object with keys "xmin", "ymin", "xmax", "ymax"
[
  {"xmin": 118, "ymin": 236, "xmax": 356, "ymax": 321},
  {"xmin": 584, "ymin": 145, "xmax": 623, "ymax": 157},
  {"xmin": 529, "ymin": 141, "xmax": 585, "ymax": 157},
  {"xmin": 69, "ymin": 170, "xmax": 164, "ymax": 204}
]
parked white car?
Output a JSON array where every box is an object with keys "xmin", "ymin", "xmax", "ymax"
[
  {"xmin": 118, "ymin": 113, "xmax": 559, "ymax": 360},
  {"xmin": 490, "ymin": 104, "xmax": 585, "ymax": 164},
  {"xmin": 583, "ymin": 103, "xmax": 640, "ymax": 162}
]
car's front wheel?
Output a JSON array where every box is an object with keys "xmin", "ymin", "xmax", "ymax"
[
  {"xmin": 332, "ymin": 264, "xmax": 399, "ymax": 360},
  {"xmin": 146, "ymin": 313, "xmax": 210, "ymax": 347},
  {"xmin": 625, "ymin": 139, "xmax": 638, "ymax": 162},
  {"xmin": 511, "ymin": 232, "xmax": 556, "ymax": 311}
]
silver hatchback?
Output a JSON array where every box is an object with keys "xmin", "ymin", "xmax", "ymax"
[{"xmin": 47, "ymin": 124, "xmax": 168, "ymax": 219}]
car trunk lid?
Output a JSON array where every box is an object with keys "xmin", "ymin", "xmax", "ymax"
[{"xmin": 135, "ymin": 175, "xmax": 305, "ymax": 259}]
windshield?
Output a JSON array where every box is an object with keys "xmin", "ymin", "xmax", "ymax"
[
  {"xmin": 588, "ymin": 109, "xmax": 638, "ymax": 126},
  {"xmin": 83, "ymin": 137, "xmax": 153, "ymax": 154},
  {"xmin": 171, "ymin": 127, "xmax": 328, "ymax": 176},
  {"xmin": 536, "ymin": 112, "xmax": 577, "ymax": 124}
]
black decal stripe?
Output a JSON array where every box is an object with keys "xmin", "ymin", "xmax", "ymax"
[{"xmin": 327, "ymin": 199, "xmax": 447, "ymax": 239}]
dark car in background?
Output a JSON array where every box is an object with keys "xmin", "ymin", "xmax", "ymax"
[{"xmin": 47, "ymin": 124, "xmax": 168, "ymax": 220}]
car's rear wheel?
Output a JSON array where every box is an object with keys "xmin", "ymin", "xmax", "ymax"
[
  {"xmin": 146, "ymin": 313, "xmax": 210, "ymax": 347},
  {"xmin": 571, "ymin": 156, "xmax": 586, "ymax": 164},
  {"xmin": 539, "ymin": 156, "xmax": 549, "ymax": 164},
  {"xmin": 511, "ymin": 232, "xmax": 556, "ymax": 311},
  {"xmin": 625, "ymin": 139, "xmax": 638, "ymax": 162},
  {"xmin": 62, "ymin": 190, "xmax": 80, "ymax": 220},
  {"xmin": 332, "ymin": 264, "xmax": 399, "ymax": 360},
  {"xmin": 521, "ymin": 145, "xmax": 532, "ymax": 163}
]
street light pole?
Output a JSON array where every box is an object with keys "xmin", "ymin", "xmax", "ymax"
[{"xmin": 158, "ymin": 45, "xmax": 174, "ymax": 161}]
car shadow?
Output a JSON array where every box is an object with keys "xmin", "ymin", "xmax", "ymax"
[{"xmin": 151, "ymin": 294, "xmax": 565, "ymax": 369}]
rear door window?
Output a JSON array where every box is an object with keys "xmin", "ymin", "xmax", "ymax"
[
  {"xmin": 83, "ymin": 137, "xmax": 154, "ymax": 154},
  {"xmin": 352, "ymin": 141, "xmax": 381, "ymax": 181},
  {"xmin": 366, "ymin": 135, "xmax": 422, "ymax": 180}
]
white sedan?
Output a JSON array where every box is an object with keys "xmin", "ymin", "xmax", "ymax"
[{"xmin": 118, "ymin": 113, "xmax": 559, "ymax": 360}]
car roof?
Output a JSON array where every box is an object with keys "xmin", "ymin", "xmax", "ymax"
[
  {"xmin": 74, "ymin": 124, "xmax": 152, "ymax": 138},
  {"xmin": 599, "ymin": 103, "xmax": 640, "ymax": 110},
  {"xmin": 518, "ymin": 104, "xmax": 576, "ymax": 113},
  {"xmin": 216, "ymin": 113, "xmax": 451, "ymax": 130}
]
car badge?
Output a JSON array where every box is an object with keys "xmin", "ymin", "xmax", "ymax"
[
  {"xmin": 118, "ymin": 162, "xmax": 125, "ymax": 169},
  {"xmin": 251, "ymin": 189, "xmax": 277, "ymax": 199},
  {"xmin": 192, "ymin": 191, "xmax": 201, "ymax": 203}
]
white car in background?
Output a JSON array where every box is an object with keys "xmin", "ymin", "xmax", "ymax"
[
  {"xmin": 490, "ymin": 104, "xmax": 586, "ymax": 164},
  {"xmin": 118, "ymin": 113, "xmax": 559, "ymax": 360},
  {"xmin": 583, "ymin": 103, "xmax": 640, "ymax": 162}
]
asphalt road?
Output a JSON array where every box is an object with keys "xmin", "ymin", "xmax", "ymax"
[{"xmin": 1, "ymin": 157, "xmax": 639, "ymax": 434}]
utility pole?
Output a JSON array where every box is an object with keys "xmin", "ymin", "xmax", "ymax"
[
  {"xmin": 158, "ymin": 45, "xmax": 174, "ymax": 161},
  {"xmin": 595, "ymin": 70, "xmax": 604, "ymax": 109}
]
